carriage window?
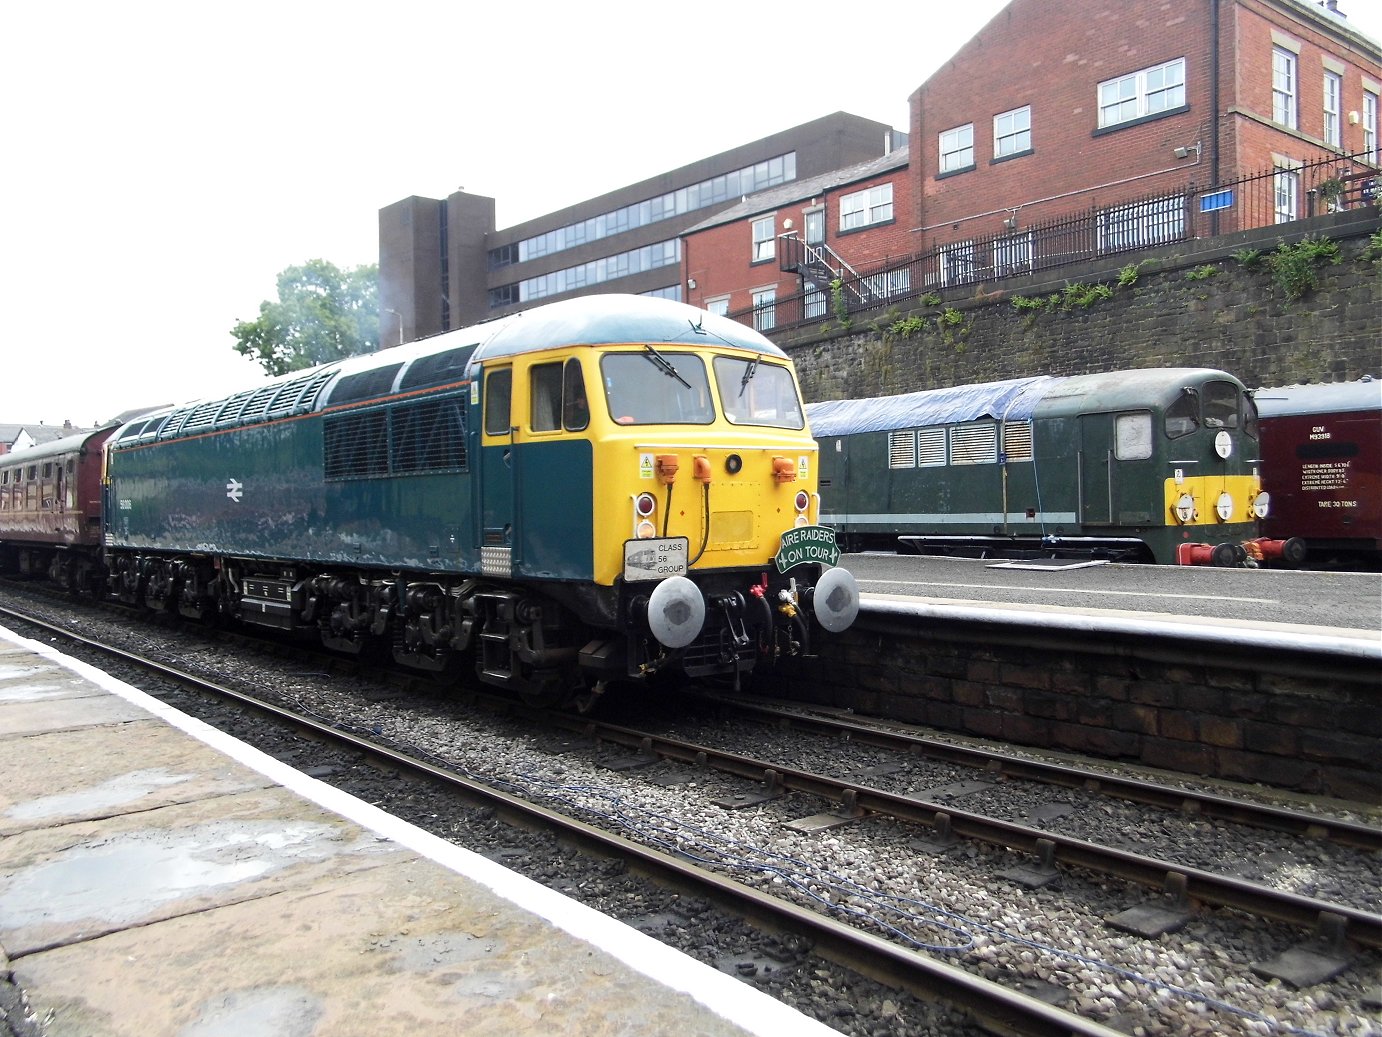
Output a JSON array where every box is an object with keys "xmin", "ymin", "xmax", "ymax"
[
  {"xmin": 1164, "ymin": 390, "xmax": 1199, "ymax": 439},
  {"xmin": 601, "ymin": 350, "xmax": 714, "ymax": 425},
  {"xmin": 1242, "ymin": 392, "xmax": 1259, "ymax": 440},
  {"xmin": 713, "ymin": 356, "xmax": 805, "ymax": 429},
  {"xmin": 1115, "ymin": 411, "xmax": 1153, "ymax": 460},
  {"xmin": 1202, "ymin": 381, "xmax": 1240, "ymax": 429},
  {"xmin": 484, "ymin": 368, "xmax": 513, "ymax": 436}
]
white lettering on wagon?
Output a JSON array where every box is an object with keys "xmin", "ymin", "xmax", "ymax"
[{"xmin": 226, "ymin": 478, "xmax": 244, "ymax": 503}]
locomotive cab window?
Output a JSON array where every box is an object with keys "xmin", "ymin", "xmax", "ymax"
[
  {"xmin": 1202, "ymin": 381, "xmax": 1240, "ymax": 429},
  {"xmin": 714, "ymin": 356, "xmax": 805, "ymax": 429},
  {"xmin": 1115, "ymin": 412, "xmax": 1154, "ymax": 460},
  {"xmin": 1165, "ymin": 389, "xmax": 1199, "ymax": 439},
  {"xmin": 601, "ymin": 349, "xmax": 713, "ymax": 425},
  {"xmin": 484, "ymin": 368, "xmax": 513, "ymax": 436},
  {"xmin": 529, "ymin": 358, "xmax": 589, "ymax": 432}
]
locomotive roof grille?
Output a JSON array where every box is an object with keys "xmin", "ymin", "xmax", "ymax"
[{"xmin": 399, "ymin": 345, "xmax": 477, "ymax": 392}]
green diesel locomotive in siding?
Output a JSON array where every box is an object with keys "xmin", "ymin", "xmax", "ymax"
[{"xmin": 808, "ymin": 369, "xmax": 1303, "ymax": 566}]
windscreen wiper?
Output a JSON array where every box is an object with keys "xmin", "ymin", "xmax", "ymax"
[
  {"xmin": 738, "ymin": 355, "xmax": 759, "ymax": 397},
  {"xmin": 643, "ymin": 344, "xmax": 691, "ymax": 388}
]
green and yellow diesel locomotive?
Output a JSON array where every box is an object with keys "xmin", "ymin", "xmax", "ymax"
[
  {"xmin": 102, "ymin": 295, "xmax": 858, "ymax": 704},
  {"xmin": 808, "ymin": 369, "xmax": 1302, "ymax": 566}
]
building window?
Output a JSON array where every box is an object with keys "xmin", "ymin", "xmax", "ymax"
[
  {"xmin": 751, "ymin": 287, "xmax": 776, "ymax": 331},
  {"xmin": 1323, "ymin": 71, "xmax": 1342, "ymax": 148},
  {"xmin": 939, "ymin": 124, "xmax": 974, "ymax": 173},
  {"xmin": 1098, "ymin": 58, "xmax": 1185, "ymax": 128},
  {"xmin": 993, "ymin": 233, "xmax": 1032, "ymax": 276},
  {"xmin": 1363, "ymin": 90, "xmax": 1378, "ymax": 163},
  {"xmin": 804, "ymin": 287, "xmax": 827, "ymax": 320},
  {"xmin": 993, "ymin": 106, "xmax": 1031, "ymax": 158},
  {"xmin": 935, "ymin": 240, "xmax": 977, "ymax": 286},
  {"xmin": 497, "ymin": 152, "xmax": 798, "ymax": 267},
  {"xmin": 839, "ymin": 184, "xmax": 893, "ymax": 230},
  {"xmin": 1097, "ymin": 195, "xmax": 1185, "ymax": 253},
  {"xmin": 704, "ymin": 297, "xmax": 730, "ymax": 317},
  {"xmin": 1274, "ymin": 166, "xmax": 1300, "ymax": 223},
  {"xmin": 752, "ymin": 217, "xmax": 776, "ymax": 263},
  {"xmin": 1273, "ymin": 48, "xmax": 1297, "ymax": 129}
]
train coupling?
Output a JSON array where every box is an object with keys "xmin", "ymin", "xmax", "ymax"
[
  {"xmin": 1242, "ymin": 537, "xmax": 1308, "ymax": 566},
  {"xmin": 1177, "ymin": 537, "xmax": 1307, "ymax": 567}
]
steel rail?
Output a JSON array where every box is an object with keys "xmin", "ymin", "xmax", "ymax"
[
  {"xmin": 0, "ymin": 603, "xmax": 1129, "ymax": 1037},
  {"xmin": 538, "ymin": 711, "xmax": 1382, "ymax": 950},
  {"xmin": 704, "ymin": 695, "xmax": 1382, "ymax": 851}
]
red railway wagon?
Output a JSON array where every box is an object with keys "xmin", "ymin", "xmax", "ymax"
[
  {"xmin": 1254, "ymin": 377, "xmax": 1382, "ymax": 570},
  {"xmin": 0, "ymin": 425, "xmax": 117, "ymax": 588}
]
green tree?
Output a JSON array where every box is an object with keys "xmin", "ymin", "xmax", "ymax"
[{"xmin": 232, "ymin": 259, "xmax": 380, "ymax": 376}]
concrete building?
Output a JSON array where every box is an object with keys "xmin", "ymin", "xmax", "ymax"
[{"xmin": 377, "ymin": 112, "xmax": 902, "ymax": 345}]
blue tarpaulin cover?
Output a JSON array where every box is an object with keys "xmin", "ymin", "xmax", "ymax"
[{"xmin": 806, "ymin": 376, "xmax": 1059, "ymax": 437}]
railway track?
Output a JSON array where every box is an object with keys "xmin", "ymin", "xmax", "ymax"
[
  {"xmin": 4, "ymin": 593, "xmax": 1380, "ymax": 1036},
  {"xmin": 0, "ymin": 600, "xmax": 1126, "ymax": 1037}
]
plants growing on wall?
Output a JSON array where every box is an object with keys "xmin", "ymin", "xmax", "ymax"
[{"xmin": 1263, "ymin": 235, "xmax": 1342, "ymax": 301}]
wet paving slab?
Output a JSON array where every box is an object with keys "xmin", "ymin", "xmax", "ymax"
[{"xmin": 0, "ymin": 629, "xmax": 824, "ymax": 1037}]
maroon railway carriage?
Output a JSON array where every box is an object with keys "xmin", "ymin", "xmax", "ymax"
[
  {"xmin": 0, "ymin": 425, "xmax": 117, "ymax": 589},
  {"xmin": 1254, "ymin": 377, "xmax": 1382, "ymax": 570}
]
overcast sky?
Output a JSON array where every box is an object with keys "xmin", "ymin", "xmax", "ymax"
[{"xmin": 4, "ymin": 1, "xmax": 1379, "ymax": 428}]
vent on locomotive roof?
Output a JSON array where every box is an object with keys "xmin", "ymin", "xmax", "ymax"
[
  {"xmin": 399, "ymin": 345, "xmax": 477, "ymax": 392},
  {"xmin": 330, "ymin": 364, "xmax": 403, "ymax": 406}
]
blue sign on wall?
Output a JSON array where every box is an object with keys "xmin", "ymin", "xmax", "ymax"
[{"xmin": 1199, "ymin": 189, "xmax": 1234, "ymax": 213}]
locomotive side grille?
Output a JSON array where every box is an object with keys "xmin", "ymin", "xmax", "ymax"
[
  {"xmin": 323, "ymin": 393, "xmax": 468, "ymax": 481},
  {"xmin": 950, "ymin": 422, "xmax": 999, "ymax": 465},
  {"xmin": 392, "ymin": 397, "xmax": 467, "ymax": 472},
  {"xmin": 1003, "ymin": 421, "xmax": 1034, "ymax": 462},
  {"xmin": 324, "ymin": 412, "xmax": 390, "ymax": 479},
  {"xmin": 888, "ymin": 430, "xmax": 917, "ymax": 469},
  {"xmin": 918, "ymin": 427, "xmax": 947, "ymax": 466}
]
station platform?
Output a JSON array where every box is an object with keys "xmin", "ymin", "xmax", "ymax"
[{"xmin": 0, "ymin": 626, "xmax": 842, "ymax": 1037}]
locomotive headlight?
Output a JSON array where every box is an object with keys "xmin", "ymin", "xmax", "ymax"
[
  {"xmin": 794, "ymin": 491, "xmax": 809, "ymax": 512},
  {"xmin": 1174, "ymin": 493, "xmax": 1195, "ymax": 524},
  {"xmin": 1252, "ymin": 492, "xmax": 1271, "ymax": 519},
  {"xmin": 1215, "ymin": 491, "xmax": 1234, "ymax": 522},
  {"xmin": 1214, "ymin": 431, "xmax": 1233, "ymax": 459},
  {"xmin": 633, "ymin": 493, "xmax": 657, "ymax": 538}
]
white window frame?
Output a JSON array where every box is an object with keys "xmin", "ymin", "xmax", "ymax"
[
  {"xmin": 1274, "ymin": 164, "xmax": 1300, "ymax": 223},
  {"xmin": 751, "ymin": 217, "xmax": 776, "ymax": 263},
  {"xmin": 751, "ymin": 287, "xmax": 776, "ymax": 331},
  {"xmin": 1273, "ymin": 48, "xmax": 1298, "ymax": 129},
  {"xmin": 1097, "ymin": 195, "xmax": 1185, "ymax": 253},
  {"xmin": 939, "ymin": 124, "xmax": 974, "ymax": 173},
  {"xmin": 839, "ymin": 184, "xmax": 893, "ymax": 231},
  {"xmin": 1323, "ymin": 71, "xmax": 1342, "ymax": 148},
  {"xmin": 704, "ymin": 296, "xmax": 729, "ymax": 317},
  {"xmin": 1097, "ymin": 58, "xmax": 1185, "ymax": 128},
  {"xmin": 994, "ymin": 105, "xmax": 1031, "ymax": 157},
  {"xmin": 936, "ymin": 240, "xmax": 977, "ymax": 286},
  {"xmin": 993, "ymin": 233, "xmax": 1033, "ymax": 277},
  {"xmin": 1364, "ymin": 91, "xmax": 1378, "ymax": 164}
]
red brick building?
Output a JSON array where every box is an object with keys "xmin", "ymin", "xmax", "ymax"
[{"xmin": 684, "ymin": 0, "xmax": 1380, "ymax": 323}]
